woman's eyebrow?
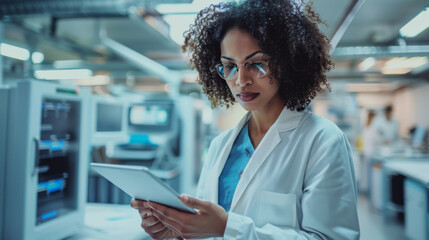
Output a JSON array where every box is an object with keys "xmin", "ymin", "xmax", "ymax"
[
  {"xmin": 245, "ymin": 51, "xmax": 263, "ymax": 60},
  {"xmin": 220, "ymin": 51, "xmax": 263, "ymax": 61}
]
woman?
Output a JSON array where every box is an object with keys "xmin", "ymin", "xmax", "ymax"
[{"xmin": 131, "ymin": 0, "xmax": 360, "ymax": 239}]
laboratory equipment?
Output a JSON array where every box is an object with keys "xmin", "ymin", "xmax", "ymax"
[
  {"xmin": 411, "ymin": 125, "xmax": 427, "ymax": 149},
  {"xmin": 0, "ymin": 87, "xmax": 9, "ymax": 239},
  {"xmin": 91, "ymin": 96, "xmax": 206, "ymax": 200},
  {"xmin": 176, "ymin": 96, "xmax": 205, "ymax": 195},
  {"xmin": 405, "ymin": 179, "xmax": 428, "ymax": 240},
  {"xmin": 106, "ymin": 99, "xmax": 178, "ymax": 161},
  {"xmin": 90, "ymin": 96, "xmax": 128, "ymax": 146},
  {"xmin": 89, "ymin": 98, "xmax": 181, "ymax": 204},
  {"xmin": 128, "ymin": 100, "xmax": 175, "ymax": 133},
  {"xmin": 0, "ymin": 81, "xmax": 89, "ymax": 240}
]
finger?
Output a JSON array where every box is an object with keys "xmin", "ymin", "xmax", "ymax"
[
  {"xmin": 138, "ymin": 208, "xmax": 153, "ymax": 219},
  {"xmin": 142, "ymin": 219, "xmax": 165, "ymax": 233},
  {"xmin": 179, "ymin": 194, "xmax": 210, "ymax": 210},
  {"xmin": 141, "ymin": 215, "xmax": 160, "ymax": 228},
  {"xmin": 159, "ymin": 228, "xmax": 169, "ymax": 240},
  {"xmin": 147, "ymin": 202, "xmax": 188, "ymax": 222},
  {"xmin": 146, "ymin": 202, "xmax": 186, "ymax": 233},
  {"xmin": 149, "ymin": 227, "xmax": 178, "ymax": 240},
  {"xmin": 131, "ymin": 199, "xmax": 147, "ymax": 209}
]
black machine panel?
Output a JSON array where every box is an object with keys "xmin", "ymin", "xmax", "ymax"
[{"xmin": 36, "ymin": 98, "xmax": 80, "ymax": 224}]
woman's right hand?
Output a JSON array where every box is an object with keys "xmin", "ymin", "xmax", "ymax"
[{"xmin": 131, "ymin": 199, "xmax": 182, "ymax": 239}]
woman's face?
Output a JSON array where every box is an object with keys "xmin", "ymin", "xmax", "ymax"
[{"xmin": 220, "ymin": 28, "xmax": 282, "ymax": 112}]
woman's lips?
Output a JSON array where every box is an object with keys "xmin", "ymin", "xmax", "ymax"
[{"xmin": 237, "ymin": 92, "xmax": 259, "ymax": 102}]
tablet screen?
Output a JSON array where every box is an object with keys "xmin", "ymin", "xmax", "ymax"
[{"xmin": 91, "ymin": 163, "xmax": 196, "ymax": 214}]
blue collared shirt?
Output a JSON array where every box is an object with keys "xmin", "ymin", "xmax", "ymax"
[{"xmin": 218, "ymin": 122, "xmax": 254, "ymax": 212}]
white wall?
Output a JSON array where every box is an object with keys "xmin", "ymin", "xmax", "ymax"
[
  {"xmin": 356, "ymin": 93, "xmax": 393, "ymax": 109},
  {"xmin": 393, "ymin": 83, "xmax": 429, "ymax": 136},
  {"xmin": 353, "ymin": 83, "xmax": 429, "ymax": 137}
]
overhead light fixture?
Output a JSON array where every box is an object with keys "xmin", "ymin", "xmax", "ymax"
[
  {"xmin": 399, "ymin": 7, "xmax": 429, "ymax": 38},
  {"xmin": 73, "ymin": 75, "xmax": 111, "ymax": 86},
  {"xmin": 381, "ymin": 56, "xmax": 428, "ymax": 74},
  {"xmin": 358, "ymin": 57, "xmax": 376, "ymax": 71},
  {"xmin": 31, "ymin": 52, "xmax": 44, "ymax": 64},
  {"xmin": 0, "ymin": 43, "xmax": 30, "ymax": 61},
  {"xmin": 34, "ymin": 69, "xmax": 93, "ymax": 80}
]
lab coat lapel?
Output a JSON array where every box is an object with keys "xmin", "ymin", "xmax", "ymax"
[
  {"xmin": 230, "ymin": 107, "xmax": 304, "ymax": 211},
  {"xmin": 230, "ymin": 119, "xmax": 282, "ymax": 211},
  {"xmin": 207, "ymin": 112, "xmax": 252, "ymax": 204}
]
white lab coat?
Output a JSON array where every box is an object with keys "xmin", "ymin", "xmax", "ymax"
[
  {"xmin": 196, "ymin": 107, "xmax": 360, "ymax": 240},
  {"xmin": 372, "ymin": 116, "xmax": 399, "ymax": 145}
]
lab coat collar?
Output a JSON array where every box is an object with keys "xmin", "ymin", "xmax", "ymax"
[
  {"xmin": 212, "ymin": 107, "xmax": 305, "ymax": 210},
  {"xmin": 275, "ymin": 107, "xmax": 305, "ymax": 132}
]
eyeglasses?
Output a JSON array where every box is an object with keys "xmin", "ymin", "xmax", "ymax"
[{"xmin": 215, "ymin": 60, "xmax": 269, "ymax": 81}]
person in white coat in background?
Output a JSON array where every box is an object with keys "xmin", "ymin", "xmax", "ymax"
[
  {"xmin": 372, "ymin": 105, "xmax": 399, "ymax": 146},
  {"xmin": 131, "ymin": 0, "xmax": 360, "ymax": 239}
]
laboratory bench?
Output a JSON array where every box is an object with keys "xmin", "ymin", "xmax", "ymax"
[
  {"xmin": 382, "ymin": 160, "xmax": 429, "ymax": 240},
  {"xmin": 65, "ymin": 203, "xmax": 151, "ymax": 240}
]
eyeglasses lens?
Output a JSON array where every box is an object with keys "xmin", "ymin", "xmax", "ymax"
[{"xmin": 216, "ymin": 62, "xmax": 268, "ymax": 80}]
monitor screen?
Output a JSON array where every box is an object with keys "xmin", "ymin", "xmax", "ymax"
[
  {"xmin": 128, "ymin": 102, "xmax": 173, "ymax": 132},
  {"xmin": 411, "ymin": 126, "xmax": 427, "ymax": 148},
  {"xmin": 96, "ymin": 102, "xmax": 124, "ymax": 132},
  {"xmin": 129, "ymin": 104, "xmax": 170, "ymax": 126}
]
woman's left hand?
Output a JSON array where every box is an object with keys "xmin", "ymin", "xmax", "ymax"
[{"xmin": 146, "ymin": 194, "xmax": 228, "ymax": 239}]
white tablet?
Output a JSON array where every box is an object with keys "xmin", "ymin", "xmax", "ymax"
[{"xmin": 91, "ymin": 163, "xmax": 197, "ymax": 214}]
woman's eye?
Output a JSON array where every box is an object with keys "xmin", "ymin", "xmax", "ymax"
[
  {"xmin": 224, "ymin": 64, "xmax": 237, "ymax": 70},
  {"xmin": 250, "ymin": 62, "xmax": 266, "ymax": 68}
]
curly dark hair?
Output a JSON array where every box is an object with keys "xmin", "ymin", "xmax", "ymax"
[{"xmin": 182, "ymin": 0, "xmax": 333, "ymax": 111}]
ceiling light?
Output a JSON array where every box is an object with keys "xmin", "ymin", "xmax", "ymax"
[
  {"xmin": 381, "ymin": 68, "xmax": 412, "ymax": 75},
  {"xmin": 74, "ymin": 75, "xmax": 110, "ymax": 86},
  {"xmin": 34, "ymin": 69, "xmax": 93, "ymax": 80},
  {"xmin": 0, "ymin": 43, "xmax": 30, "ymax": 61},
  {"xmin": 31, "ymin": 52, "xmax": 44, "ymax": 64},
  {"xmin": 381, "ymin": 56, "xmax": 428, "ymax": 74},
  {"xmin": 358, "ymin": 57, "xmax": 376, "ymax": 71},
  {"xmin": 399, "ymin": 7, "xmax": 429, "ymax": 38}
]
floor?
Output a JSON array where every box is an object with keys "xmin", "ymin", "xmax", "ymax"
[{"xmin": 357, "ymin": 194, "xmax": 408, "ymax": 240}]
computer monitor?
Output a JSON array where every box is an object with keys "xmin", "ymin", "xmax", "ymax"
[
  {"xmin": 128, "ymin": 101, "xmax": 174, "ymax": 133},
  {"xmin": 91, "ymin": 96, "xmax": 128, "ymax": 145},
  {"xmin": 411, "ymin": 125, "xmax": 427, "ymax": 148},
  {"xmin": 96, "ymin": 102, "xmax": 124, "ymax": 132}
]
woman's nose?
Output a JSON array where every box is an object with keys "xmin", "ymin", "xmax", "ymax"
[{"xmin": 235, "ymin": 68, "xmax": 253, "ymax": 87}]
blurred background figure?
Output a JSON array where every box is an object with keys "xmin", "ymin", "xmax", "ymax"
[
  {"xmin": 363, "ymin": 110, "xmax": 378, "ymax": 157},
  {"xmin": 373, "ymin": 105, "xmax": 399, "ymax": 146},
  {"xmin": 358, "ymin": 109, "xmax": 378, "ymax": 193}
]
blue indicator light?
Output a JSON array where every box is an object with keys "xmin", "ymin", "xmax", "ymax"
[
  {"xmin": 41, "ymin": 210, "xmax": 58, "ymax": 221},
  {"xmin": 50, "ymin": 140, "xmax": 65, "ymax": 151},
  {"xmin": 40, "ymin": 140, "xmax": 65, "ymax": 151},
  {"xmin": 38, "ymin": 179, "xmax": 64, "ymax": 194}
]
